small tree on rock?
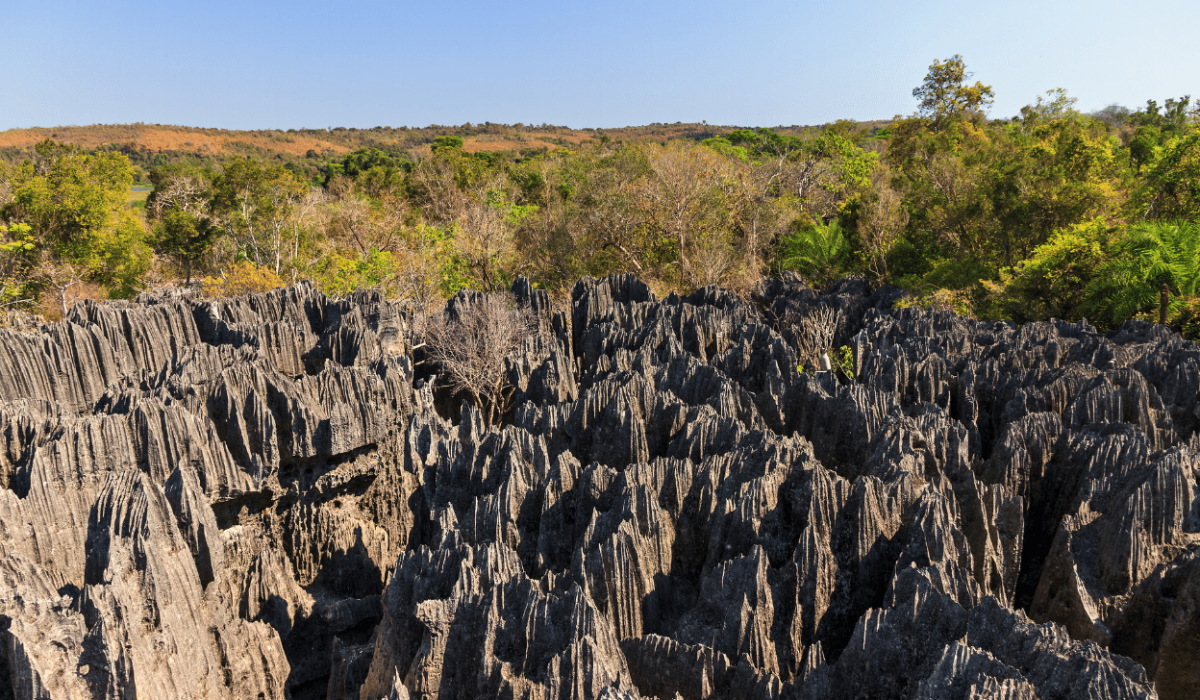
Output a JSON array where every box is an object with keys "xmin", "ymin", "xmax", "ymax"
[{"xmin": 423, "ymin": 292, "xmax": 536, "ymax": 424}]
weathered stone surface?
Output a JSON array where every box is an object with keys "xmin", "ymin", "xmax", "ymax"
[
  {"xmin": 2, "ymin": 274, "xmax": 1197, "ymax": 699},
  {"xmin": 80, "ymin": 470, "xmax": 289, "ymax": 700}
]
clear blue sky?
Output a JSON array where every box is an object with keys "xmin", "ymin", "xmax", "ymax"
[{"xmin": 3, "ymin": 0, "xmax": 1197, "ymax": 131}]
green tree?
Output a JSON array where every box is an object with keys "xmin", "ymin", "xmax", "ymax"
[
  {"xmin": 431, "ymin": 135, "xmax": 465, "ymax": 153},
  {"xmin": 982, "ymin": 220, "xmax": 1200, "ymax": 332},
  {"xmin": 0, "ymin": 223, "xmax": 38, "ymax": 306},
  {"xmin": 209, "ymin": 158, "xmax": 310, "ymax": 274},
  {"xmin": 887, "ymin": 117, "xmax": 996, "ymax": 266},
  {"xmin": 981, "ymin": 218, "xmax": 1113, "ymax": 322},
  {"xmin": 986, "ymin": 114, "xmax": 1123, "ymax": 266},
  {"xmin": 1020, "ymin": 88, "xmax": 1079, "ymax": 122},
  {"xmin": 1129, "ymin": 125, "xmax": 1162, "ymax": 172},
  {"xmin": 808, "ymin": 130, "xmax": 879, "ymax": 211},
  {"xmin": 8, "ymin": 141, "xmax": 133, "ymax": 255},
  {"xmin": 151, "ymin": 208, "xmax": 216, "ymax": 283},
  {"xmin": 1130, "ymin": 96, "xmax": 1194, "ymax": 134},
  {"xmin": 2, "ymin": 140, "xmax": 151, "ymax": 309},
  {"xmin": 311, "ymin": 248, "xmax": 401, "ymax": 299},
  {"xmin": 356, "ymin": 165, "xmax": 408, "ymax": 203},
  {"xmin": 1134, "ymin": 129, "xmax": 1200, "ymax": 220},
  {"xmin": 913, "ymin": 55, "xmax": 995, "ymax": 128},
  {"xmin": 890, "ymin": 104, "xmax": 1123, "ymax": 280},
  {"xmin": 322, "ymin": 147, "xmax": 412, "ymax": 188}
]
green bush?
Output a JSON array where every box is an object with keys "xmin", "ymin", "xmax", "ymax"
[
  {"xmin": 1083, "ymin": 220, "xmax": 1200, "ymax": 328},
  {"xmin": 202, "ymin": 261, "xmax": 284, "ymax": 298},
  {"xmin": 312, "ymin": 249, "xmax": 400, "ymax": 299},
  {"xmin": 887, "ymin": 239, "xmax": 936, "ymax": 289},
  {"xmin": 976, "ymin": 219, "xmax": 1200, "ymax": 332},
  {"xmin": 778, "ymin": 218, "xmax": 852, "ymax": 282},
  {"xmin": 979, "ymin": 219, "xmax": 1112, "ymax": 322}
]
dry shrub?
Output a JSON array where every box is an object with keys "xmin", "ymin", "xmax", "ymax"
[
  {"xmin": 36, "ymin": 281, "xmax": 106, "ymax": 322},
  {"xmin": 859, "ymin": 166, "xmax": 908, "ymax": 279},
  {"xmin": 782, "ymin": 305, "xmax": 842, "ymax": 370},
  {"xmin": 201, "ymin": 261, "xmax": 284, "ymax": 298},
  {"xmin": 422, "ymin": 293, "xmax": 536, "ymax": 424},
  {"xmin": 688, "ymin": 231, "xmax": 741, "ymax": 290}
]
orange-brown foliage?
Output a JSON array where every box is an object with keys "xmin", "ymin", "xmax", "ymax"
[
  {"xmin": 0, "ymin": 125, "xmax": 351, "ymax": 157},
  {"xmin": 462, "ymin": 138, "xmax": 561, "ymax": 153},
  {"xmin": 0, "ymin": 122, "xmax": 754, "ymax": 164}
]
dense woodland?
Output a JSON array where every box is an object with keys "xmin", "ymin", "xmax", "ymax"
[{"xmin": 1, "ymin": 56, "xmax": 1198, "ymax": 335}]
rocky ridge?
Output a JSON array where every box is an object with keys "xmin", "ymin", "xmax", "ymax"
[{"xmin": 0, "ymin": 274, "xmax": 1195, "ymax": 700}]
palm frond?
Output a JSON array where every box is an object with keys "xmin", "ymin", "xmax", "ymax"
[
  {"xmin": 780, "ymin": 219, "xmax": 851, "ymax": 281},
  {"xmin": 1083, "ymin": 220, "xmax": 1200, "ymax": 327}
]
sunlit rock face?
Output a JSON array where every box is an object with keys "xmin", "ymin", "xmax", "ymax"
[{"xmin": 0, "ymin": 274, "xmax": 1195, "ymax": 700}]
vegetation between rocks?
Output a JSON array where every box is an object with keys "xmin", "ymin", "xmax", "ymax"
[{"xmin": 2, "ymin": 56, "xmax": 1198, "ymax": 332}]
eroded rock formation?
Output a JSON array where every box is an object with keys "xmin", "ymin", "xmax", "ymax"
[{"xmin": 0, "ymin": 274, "xmax": 1195, "ymax": 699}]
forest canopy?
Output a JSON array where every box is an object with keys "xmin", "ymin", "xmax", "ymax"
[{"xmin": 1, "ymin": 57, "xmax": 1198, "ymax": 333}]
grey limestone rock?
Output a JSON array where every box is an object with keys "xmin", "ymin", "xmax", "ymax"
[{"xmin": 1, "ymin": 273, "xmax": 1196, "ymax": 699}]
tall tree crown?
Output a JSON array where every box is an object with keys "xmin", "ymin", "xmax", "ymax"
[{"xmin": 913, "ymin": 55, "xmax": 995, "ymax": 126}]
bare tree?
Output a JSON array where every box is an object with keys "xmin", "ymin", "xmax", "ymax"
[
  {"xmin": 919, "ymin": 151, "xmax": 991, "ymax": 259},
  {"xmin": 454, "ymin": 178, "xmax": 519, "ymax": 292},
  {"xmin": 688, "ymin": 223, "xmax": 741, "ymax": 289},
  {"xmin": 644, "ymin": 142, "xmax": 728, "ymax": 287},
  {"xmin": 318, "ymin": 191, "xmax": 404, "ymax": 256},
  {"xmin": 391, "ymin": 224, "xmax": 447, "ymax": 319},
  {"xmin": 33, "ymin": 251, "xmax": 86, "ymax": 317},
  {"xmin": 735, "ymin": 140, "xmax": 810, "ymax": 272},
  {"xmin": 783, "ymin": 304, "xmax": 842, "ymax": 371},
  {"xmin": 209, "ymin": 160, "xmax": 313, "ymax": 276},
  {"xmin": 514, "ymin": 197, "xmax": 581, "ymax": 289},
  {"xmin": 859, "ymin": 166, "xmax": 909, "ymax": 280},
  {"xmin": 0, "ymin": 168, "xmax": 11, "ymax": 207},
  {"xmin": 147, "ymin": 174, "xmax": 209, "ymax": 220},
  {"xmin": 410, "ymin": 155, "xmax": 472, "ymax": 225},
  {"xmin": 574, "ymin": 148, "xmax": 652, "ymax": 275},
  {"xmin": 423, "ymin": 293, "xmax": 536, "ymax": 424}
]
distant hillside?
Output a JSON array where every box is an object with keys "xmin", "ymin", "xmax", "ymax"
[
  {"xmin": 0, "ymin": 124, "xmax": 349, "ymax": 157},
  {"xmin": 0, "ymin": 122, "xmax": 772, "ymax": 179}
]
